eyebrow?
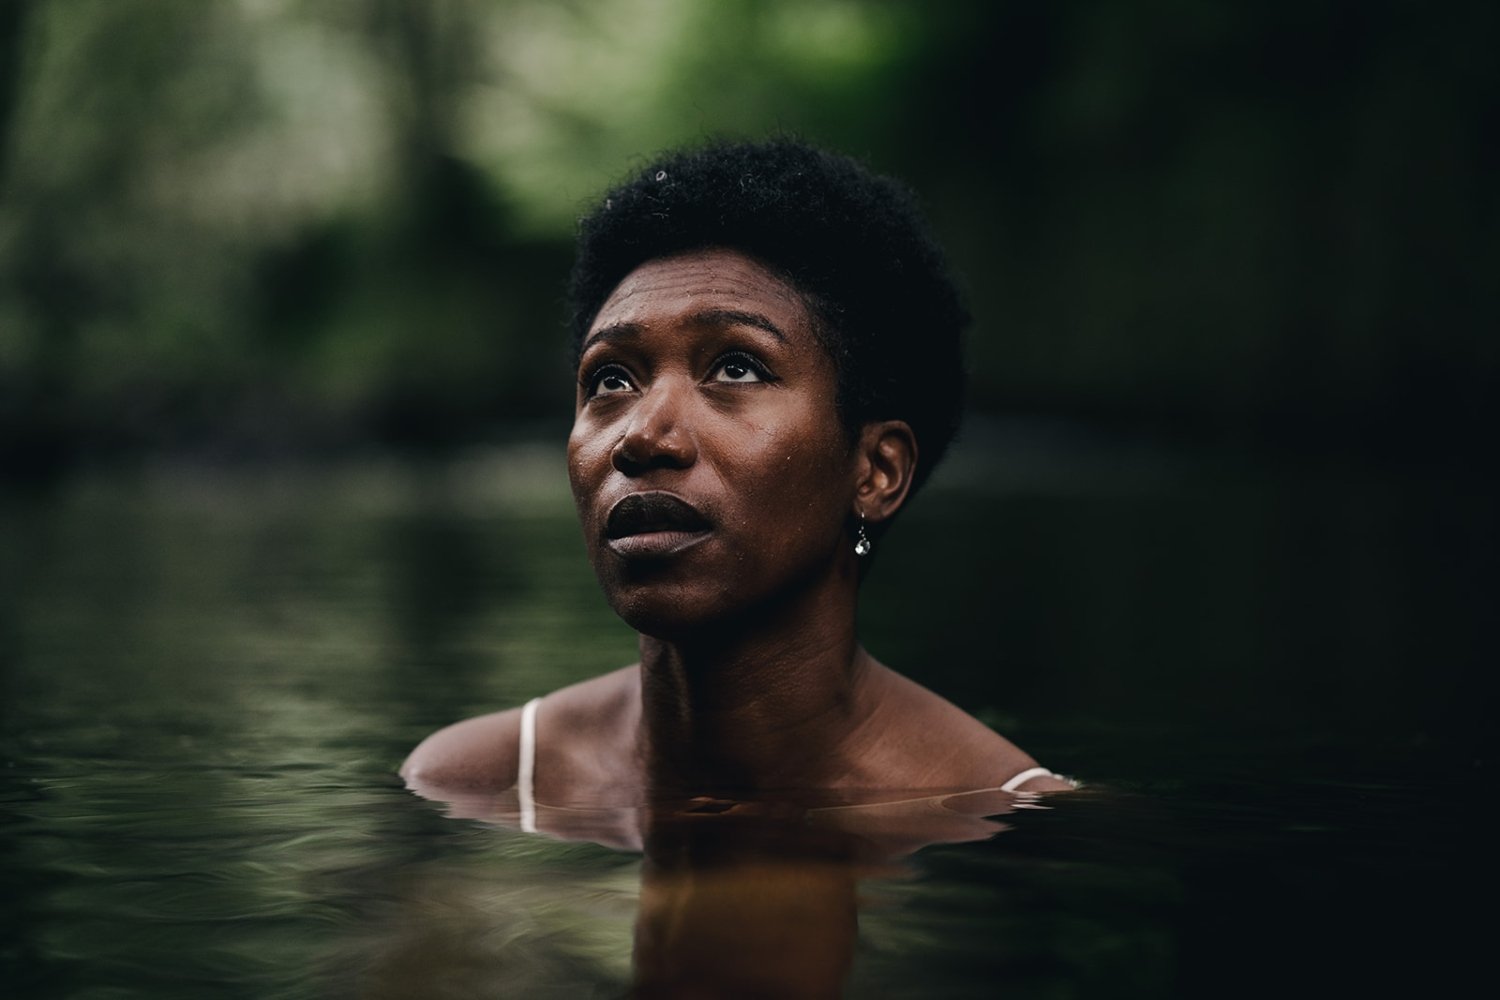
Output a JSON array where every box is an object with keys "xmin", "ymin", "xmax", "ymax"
[{"xmin": 581, "ymin": 308, "xmax": 789, "ymax": 351}]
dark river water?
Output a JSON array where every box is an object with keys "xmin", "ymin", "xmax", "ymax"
[{"xmin": 1, "ymin": 429, "xmax": 1486, "ymax": 997}]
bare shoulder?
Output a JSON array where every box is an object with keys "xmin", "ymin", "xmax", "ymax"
[
  {"xmin": 399, "ymin": 666, "xmax": 639, "ymax": 795},
  {"xmin": 873, "ymin": 664, "xmax": 1075, "ymax": 792},
  {"xmin": 529, "ymin": 665, "xmax": 642, "ymax": 790},
  {"xmin": 399, "ymin": 704, "xmax": 525, "ymax": 794}
]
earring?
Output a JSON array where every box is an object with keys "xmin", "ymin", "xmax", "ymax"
[{"xmin": 854, "ymin": 512, "xmax": 872, "ymax": 557}]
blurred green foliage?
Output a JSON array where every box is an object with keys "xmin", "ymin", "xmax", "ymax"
[{"xmin": 1, "ymin": 0, "xmax": 1495, "ymax": 473}]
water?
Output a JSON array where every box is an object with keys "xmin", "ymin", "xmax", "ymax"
[{"xmin": 1, "ymin": 435, "xmax": 1486, "ymax": 997}]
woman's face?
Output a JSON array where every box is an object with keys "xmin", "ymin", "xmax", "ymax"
[{"xmin": 568, "ymin": 248, "xmax": 858, "ymax": 637}]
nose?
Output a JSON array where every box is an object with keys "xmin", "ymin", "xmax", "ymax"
[{"xmin": 612, "ymin": 376, "xmax": 698, "ymax": 474}]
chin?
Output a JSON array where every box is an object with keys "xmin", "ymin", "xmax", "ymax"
[
  {"xmin": 590, "ymin": 538, "xmax": 844, "ymax": 642},
  {"xmin": 587, "ymin": 546, "xmax": 722, "ymax": 630},
  {"xmin": 603, "ymin": 568, "xmax": 836, "ymax": 646},
  {"xmin": 607, "ymin": 584, "xmax": 733, "ymax": 642}
]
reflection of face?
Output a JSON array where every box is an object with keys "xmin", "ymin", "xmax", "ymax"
[{"xmin": 568, "ymin": 249, "xmax": 856, "ymax": 638}]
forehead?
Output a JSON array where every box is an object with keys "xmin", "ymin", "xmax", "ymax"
[{"xmin": 588, "ymin": 248, "xmax": 814, "ymax": 340}]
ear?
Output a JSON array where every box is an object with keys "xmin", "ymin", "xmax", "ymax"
[{"xmin": 853, "ymin": 420, "xmax": 918, "ymax": 524}]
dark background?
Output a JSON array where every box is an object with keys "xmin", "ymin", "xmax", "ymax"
[{"xmin": 2, "ymin": 0, "xmax": 1494, "ymax": 469}]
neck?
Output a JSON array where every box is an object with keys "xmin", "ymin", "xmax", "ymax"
[{"xmin": 635, "ymin": 587, "xmax": 885, "ymax": 794}]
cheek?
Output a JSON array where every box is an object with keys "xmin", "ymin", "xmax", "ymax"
[
  {"xmin": 566, "ymin": 429, "xmax": 603, "ymax": 511},
  {"xmin": 750, "ymin": 418, "xmax": 853, "ymax": 514}
]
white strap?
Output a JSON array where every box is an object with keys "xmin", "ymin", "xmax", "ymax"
[
  {"xmin": 999, "ymin": 766, "xmax": 1055, "ymax": 793},
  {"xmin": 518, "ymin": 697, "xmax": 541, "ymax": 833}
]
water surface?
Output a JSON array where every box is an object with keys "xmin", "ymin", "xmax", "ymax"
[{"xmin": 1, "ymin": 436, "xmax": 1484, "ymax": 996}]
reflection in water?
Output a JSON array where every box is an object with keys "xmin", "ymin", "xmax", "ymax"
[
  {"xmin": 1, "ymin": 455, "xmax": 1483, "ymax": 998},
  {"xmin": 635, "ymin": 790, "xmax": 1047, "ymax": 997},
  {"xmin": 406, "ymin": 783, "xmax": 1031, "ymax": 997},
  {"xmin": 634, "ymin": 809, "xmax": 864, "ymax": 998}
]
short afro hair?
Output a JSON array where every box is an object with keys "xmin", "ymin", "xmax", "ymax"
[{"xmin": 568, "ymin": 138, "xmax": 969, "ymax": 498}]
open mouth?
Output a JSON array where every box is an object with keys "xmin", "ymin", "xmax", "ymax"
[{"xmin": 605, "ymin": 492, "xmax": 711, "ymax": 557}]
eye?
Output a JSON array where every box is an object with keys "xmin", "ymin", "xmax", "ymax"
[
  {"xmin": 709, "ymin": 352, "xmax": 772, "ymax": 384},
  {"xmin": 584, "ymin": 364, "xmax": 635, "ymax": 398}
]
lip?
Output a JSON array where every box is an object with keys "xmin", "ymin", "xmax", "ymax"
[{"xmin": 604, "ymin": 492, "xmax": 712, "ymax": 559}]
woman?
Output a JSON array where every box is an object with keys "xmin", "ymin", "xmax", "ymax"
[{"xmin": 402, "ymin": 140, "xmax": 1073, "ymax": 836}]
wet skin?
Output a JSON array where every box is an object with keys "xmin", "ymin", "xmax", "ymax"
[
  {"xmin": 401, "ymin": 248, "xmax": 1074, "ymax": 805},
  {"xmin": 568, "ymin": 248, "xmax": 860, "ymax": 642}
]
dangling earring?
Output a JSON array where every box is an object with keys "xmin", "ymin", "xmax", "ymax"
[{"xmin": 854, "ymin": 512, "xmax": 872, "ymax": 557}]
